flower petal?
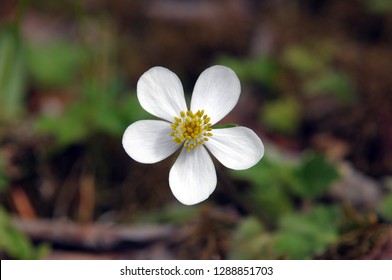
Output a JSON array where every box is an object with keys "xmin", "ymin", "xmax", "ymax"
[
  {"xmin": 122, "ymin": 120, "xmax": 179, "ymax": 164},
  {"xmin": 190, "ymin": 65, "xmax": 241, "ymax": 125},
  {"xmin": 169, "ymin": 146, "xmax": 217, "ymax": 205},
  {"xmin": 137, "ymin": 66, "xmax": 188, "ymax": 122},
  {"xmin": 205, "ymin": 126, "xmax": 264, "ymax": 170}
]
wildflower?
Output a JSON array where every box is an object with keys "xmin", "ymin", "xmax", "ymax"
[{"xmin": 122, "ymin": 65, "xmax": 264, "ymax": 205}]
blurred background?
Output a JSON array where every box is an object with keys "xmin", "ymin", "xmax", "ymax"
[{"xmin": 1, "ymin": 0, "xmax": 392, "ymax": 260}]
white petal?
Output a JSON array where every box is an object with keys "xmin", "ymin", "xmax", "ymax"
[
  {"xmin": 169, "ymin": 146, "xmax": 217, "ymax": 205},
  {"xmin": 137, "ymin": 67, "xmax": 188, "ymax": 122},
  {"xmin": 122, "ymin": 120, "xmax": 179, "ymax": 164},
  {"xmin": 190, "ymin": 65, "xmax": 241, "ymax": 125},
  {"xmin": 205, "ymin": 126, "xmax": 264, "ymax": 170}
]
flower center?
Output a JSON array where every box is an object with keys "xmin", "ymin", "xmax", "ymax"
[{"xmin": 170, "ymin": 110, "xmax": 213, "ymax": 152}]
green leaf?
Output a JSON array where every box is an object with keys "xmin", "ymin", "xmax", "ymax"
[
  {"xmin": 26, "ymin": 39, "xmax": 86, "ymax": 87},
  {"xmin": 229, "ymin": 217, "xmax": 272, "ymax": 259},
  {"xmin": 282, "ymin": 46, "xmax": 326, "ymax": 75},
  {"xmin": 0, "ymin": 207, "xmax": 50, "ymax": 259},
  {"xmin": 212, "ymin": 123, "xmax": 238, "ymax": 129},
  {"xmin": 231, "ymin": 156, "xmax": 294, "ymax": 221},
  {"xmin": 34, "ymin": 105, "xmax": 88, "ymax": 147},
  {"xmin": 83, "ymin": 81, "xmax": 148, "ymax": 136},
  {"xmin": 94, "ymin": 108, "xmax": 124, "ymax": 136},
  {"xmin": 378, "ymin": 192, "xmax": 392, "ymax": 222},
  {"xmin": 363, "ymin": 0, "xmax": 392, "ymax": 14},
  {"xmin": 235, "ymin": 217, "xmax": 265, "ymax": 240},
  {"xmin": 82, "ymin": 82, "xmax": 124, "ymax": 136},
  {"xmin": 218, "ymin": 55, "xmax": 279, "ymax": 90},
  {"xmin": 0, "ymin": 26, "xmax": 27, "ymax": 120},
  {"xmin": 0, "ymin": 156, "xmax": 9, "ymax": 193},
  {"xmin": 118, "ymin": 93, "xmax": 151, "ymax": 124},
  {"xmin": 34, "ymin": 80, "xmax": 148, "ymax": 146},
  {"xmin": 304, "ymin": 71, "xmax": 356, "ymax": 103},
  {"xmin": 261, "ymin": 97, "xmax": 301, "ymax": 135},
  {"xmin": 289, "ymin": 152, "xmax": 339, "ymax": 199},
  {"xmin": 273, "ymin": 206, "xmax": 341, "ymax": 259}
]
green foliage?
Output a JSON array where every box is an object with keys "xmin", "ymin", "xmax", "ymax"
[
  {"xmin": 304, "ymin": 70, "xmax": 356, "ymax": 103},
  {"xmin": 117, "ymin": 92, "xmax": 151, "ymax": 131},
  {"xmin": 289, "ymin": 152, "xmax": 340, "ymax": 199},
  {"xmin": 231, "ymin": 150, "xmax": 341, "ymax": 259},
  {"xmin": 26, "ymin": 39, "xmax": 86, "ymax": 88},
  {"xmin": 218, "ymin": 55, "xmax": 279, "ymax": 90},
  {"xmin": 282, "ymin": 45, "xmax": 329, "ymax": 75},
  {"xmin": 273, "ymin": 206, "xmax": 341, "ymax": 259},
  {"xmin": 260, "ymin": 97, "xmax": 301, "ymax": 135},
  {"xmin": 212, "ymin": 123, "xmax": 238, "ymax": 129},
  {"xmin": 0, "ymin": 26, "xmax": 27, "ymax": 121},
  {"xmin": 230, "ymin": 217, "xmax": 272, "ymax": 259},
  {"xmin": 282, "ymin": 44, "xmax": 356, "ymax": 103},
  {"xmin": 24, "ymin": 27, "xmax": 147, "ymax": 147},
  {"xmin": 229, "ymin": 149, "xmax": 341, "ymax": 259},
  {"xmin": 35, "ymin": 104, "xmax": 88, "ymax": 146},
  {"xmin": 0, "ymin": 156, "xmax": 9, "ymax": 193},
  {"xmin": 220, "ymin": 44, "xmax": 356, "ymax": 140},
  {"xmin": 34, "ymin": 81, "xmax": 149, "ymax": 147},
  {"xmin": 230, "ymin": 206, "xmax": 341, "ymax": 260},
  {"xmin": 378, "ymin": 192, "xmax": 392, "ymax": 222},
  {"xmin": 363, "ymin": 0, "xmax": 392, "ymax": 14},
  {"xmin": 0, "ymin": 207, "xmax": 50, "ymax": 259},
  {"xmin": 232, "ymin": 156, "xmax": 294, "ymax": 221},
  {"xmin": 231, "ymin": 150, "xmax": 339, "ymax": 221}
]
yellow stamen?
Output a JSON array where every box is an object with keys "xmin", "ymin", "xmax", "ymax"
[{"xmin": 170, "ymin": 109, "xmax": 213, "ymax": 152}]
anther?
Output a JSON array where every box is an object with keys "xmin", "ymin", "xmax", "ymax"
[{"xmin": 170, "ymin": 109, "xmax": 213, "ymax": 152}]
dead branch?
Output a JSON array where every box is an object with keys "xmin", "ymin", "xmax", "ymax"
[{"xmin": 12, "ymin": 217, "xmax": 175, "ymax": 251}]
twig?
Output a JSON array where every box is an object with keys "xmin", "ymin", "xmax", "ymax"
[{"xmin": 12, "ymin": 217, "xmax": 175, "ymax": 251}]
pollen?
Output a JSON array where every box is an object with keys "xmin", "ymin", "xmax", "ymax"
[{"xmin": 170, "ymin": 109, "xmax": 213, "ymax": 152}]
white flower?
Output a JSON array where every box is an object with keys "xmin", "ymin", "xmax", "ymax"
[{"xmin": 122, "ymin": 65, "xmax": 264, "ymax": 205}]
